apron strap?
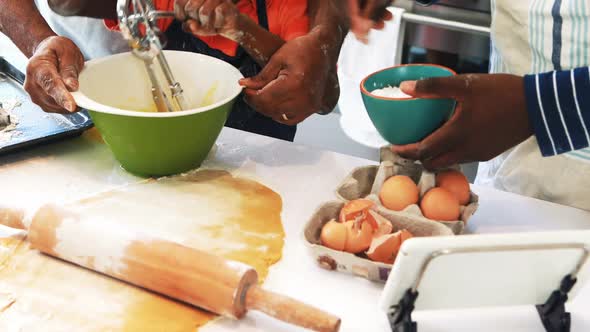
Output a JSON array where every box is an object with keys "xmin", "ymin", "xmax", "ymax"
[{"xmin": 256, "ymin": 0, "xmax": 269, "ymax": 30}]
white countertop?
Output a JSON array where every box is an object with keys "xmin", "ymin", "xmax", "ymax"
[
  {"xmin": 1, "ymin": 127, "xmax": 590, "ymax": 332},
  {"xmin": 2, "ymin": 33, "xmax": 590, "ymax": 332}
]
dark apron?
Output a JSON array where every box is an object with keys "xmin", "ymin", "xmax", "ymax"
[{"xmin": 164, "ymin": 0, "xmax": 297, "ymax": 142}]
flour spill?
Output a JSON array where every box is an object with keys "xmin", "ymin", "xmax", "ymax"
[{"xmin": 0, "ymin": 98, "xmax": 22, "ymax": 144}]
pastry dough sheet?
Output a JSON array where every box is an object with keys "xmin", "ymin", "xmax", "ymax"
[{"xmin": 0, "ymin": 170, "xmax": 285, "ymax": 331}]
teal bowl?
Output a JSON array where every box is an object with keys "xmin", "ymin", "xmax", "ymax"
[{"xmin": 360, "ymin": 64, "xmax": 456, "ymax": 145}]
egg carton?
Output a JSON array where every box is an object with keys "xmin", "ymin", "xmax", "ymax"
[
  {"xmin": 302, "ymin": 149, "xmax": 479, "ymax": 282},
  {"xmin": 335, "ymin": 149, "xmax": 479, "ymax": 235},
  {"xmin": 302, "ymin": 200, "xmax": 454, "ymax": 282}
]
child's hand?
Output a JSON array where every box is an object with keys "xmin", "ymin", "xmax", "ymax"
[
  {"xmin": 347, "ymin": 0, "xmax": 393, "ymax": 43},
  {"xmin": 175, "ymin": 0, "xmax": 242, "ymax": 40}
]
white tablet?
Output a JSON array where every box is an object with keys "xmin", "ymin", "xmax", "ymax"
[{"xmin": 380, "ymin": 230, "xmax": 590, "ymax": 313}]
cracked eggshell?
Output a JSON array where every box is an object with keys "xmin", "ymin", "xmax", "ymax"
[
  {"xmin": 368, "ymin": 210, "xmax": 393, "ymax": 237},
  {"xmin": 366, "ymin": 230, "xmax": 413, "ymax": 264},
  {"xmin": 320, "ymin": 219, "xmax": 347, "ymax": 251},
  {"xmin": 303, "ymin": 200, "xmax": 453, "ymax": 282},
  {"xmin": 366, "ymin": 233, "xmax": 401, "ymax": 265},
  {"xmin": 343, "ymin": 219, "xmax": 374, "ymax": 254}
]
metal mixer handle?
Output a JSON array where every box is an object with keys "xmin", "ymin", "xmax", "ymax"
[{"xmin": 117, "ymin": 0, "xmax": 188, "ymax": 112}]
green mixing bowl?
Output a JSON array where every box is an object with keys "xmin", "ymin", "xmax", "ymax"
[
  {"xmin": 360, "ymin": 64, "xmax": 456, "ymax": 145},
  {"xmin": 72, "ymin": 51, "xmax": 243, "ymax": 177}
]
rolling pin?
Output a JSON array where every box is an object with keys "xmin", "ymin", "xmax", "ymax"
[{"xmin": 0, "ymin": 205, "xmax": 340, "ymax": 332}]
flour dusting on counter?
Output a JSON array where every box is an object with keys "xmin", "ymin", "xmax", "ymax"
[
  {"xmin": 371, "ymin": 86, "xmax": 412, "ymax": 99},
  {"xmin": 0, "ymin": 98, "xmax": 22, "ymax": 143}
]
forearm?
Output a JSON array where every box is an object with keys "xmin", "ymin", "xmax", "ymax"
[
  {"xmin": 524, "ymin": 68, "xmax": 590, "ymax": 156},
  {"xmin": 233, "ymin": 15, "xmax": 284, "ymax": 67},
  {"xmin": 48, "ymin": 0, "xmax": 117, "ymax": 19},
  {"xmin": 0, "ymin": 0, "xmax": 56, "ymax": 57},
  {"xmin": 307, "ymin": 0, "xmax": 348, "ymax": 114},
  {"xmin": 308, "ymin": 0, "xmax": 348, "ymax": 60}
]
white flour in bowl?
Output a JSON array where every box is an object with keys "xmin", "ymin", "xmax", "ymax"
[{"xmin": 371, "ymin": 86, "xmax": 412, "ymax": 99}]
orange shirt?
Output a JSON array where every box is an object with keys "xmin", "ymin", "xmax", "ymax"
[{"xmin": 106, "ymin": 0, "xmax": 309, "ymax": 57}]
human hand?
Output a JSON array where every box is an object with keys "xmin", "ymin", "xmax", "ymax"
[
  {"xmin": 347, "ymin": 0, "xmax": 393, "ymax": 43},
  {"xmin": 238, "ymin": 30, "xmax": 340, "ymax": 125},
  {"xmin": 392, "ymin": 74, "xmax": 533, "ymax": 169},
  {"xmin": 174, "ymin": 0, "xmax": 241, "ymax": 39},
  {"xmin": 24, "ymin": 36, "xmax": 84, "ymax": 113}
]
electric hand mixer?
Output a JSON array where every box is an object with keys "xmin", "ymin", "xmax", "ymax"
[{"xmin": 117, "ymin": 0, "xmax": 188, "ymax": 112}]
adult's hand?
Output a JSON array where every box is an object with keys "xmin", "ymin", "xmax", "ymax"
[
  {"xmin": 238, "ymin": 29, "xmax": 340, "ymax": 125},
  {"xmin": 392, "ymin": 74, "xmax": 533, "ymax": 169},
  {"xmin": 347, "ymin": 0, "xmax": 393, "ymax": 43},
  {"xmin": 24, "ymin": 36, "xmax": 84, "ymax": 113}
]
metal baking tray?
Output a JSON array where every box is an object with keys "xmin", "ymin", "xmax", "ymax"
[{"xmin": 0, "ymin": 57, "xmax": 93, "ymax": 155}]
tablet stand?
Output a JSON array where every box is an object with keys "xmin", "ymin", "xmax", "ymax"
[
  {"xmin": 386, "ymin": 243, "xmax": 588, "ymax": 332},
  {"xmin": 388, "ymin": 289, "xmax": 418, "ymax": 332},
  {"xmin": 536, "ymin": 274, "xmax": 577, "ymax": 332}
]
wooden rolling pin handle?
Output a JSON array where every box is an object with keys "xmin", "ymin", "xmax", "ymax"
[{"xmin": 245, "ymin": 285, "xmax": 341, "ymax": 332}]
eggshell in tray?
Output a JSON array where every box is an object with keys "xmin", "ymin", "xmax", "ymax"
[{"xmin": 302, "ymin": 201, "xmax": 454, "ymax": 282}]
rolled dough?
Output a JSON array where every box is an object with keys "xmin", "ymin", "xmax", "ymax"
[{"xmin": 0, "ymin": 170, "xmax": 285, "ymax": 331}]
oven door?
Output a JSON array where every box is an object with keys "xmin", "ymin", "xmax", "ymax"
[{"xmin": 397, "ymin": 0, "xmax": 492, "ymax": 68}]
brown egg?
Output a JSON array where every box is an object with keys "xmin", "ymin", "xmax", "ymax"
[
  {"xmin": 320, "ymin": 220, "xmax": 347, "ymax": 251},
  {"xmin": 343, "ymin": 219, "xmax": 374, "ymax": 253},
  {"xmin": 436, "ymin": 170, "xmax": 471, "ymax": 205},
  {"xmin": 366, "ymin": 230, "xmax": 414, "ymax": 264},
  {"xmin": 379, "ymin": 175, "xmax": 419, "ymax": 211},
  {"xmin": 421, "ymin": 188, "xmax": 461, "ymax": 221}
]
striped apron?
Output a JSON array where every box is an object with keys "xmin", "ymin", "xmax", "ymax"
[{"xmin": 475, "ymin": 0, "xmax": 590, "ymax": 210}]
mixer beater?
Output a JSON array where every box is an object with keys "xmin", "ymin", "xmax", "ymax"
[{"xmin": 117, "ymin": 0, "xmax": 188, "ymax": 112}]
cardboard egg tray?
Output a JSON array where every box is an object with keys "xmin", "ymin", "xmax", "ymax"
[{"xmin": 303, "ymin": 148, "xmax": 479, "ymax": 282}]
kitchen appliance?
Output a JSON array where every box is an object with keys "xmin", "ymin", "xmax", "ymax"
[{"xmin": 396, "ymin": 0, "xmax": 492, "ymax": 72}]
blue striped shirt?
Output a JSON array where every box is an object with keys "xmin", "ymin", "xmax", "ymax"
[{"xmin": 524, "ymin": 68, "xmax": 590, "ymax": 157}]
